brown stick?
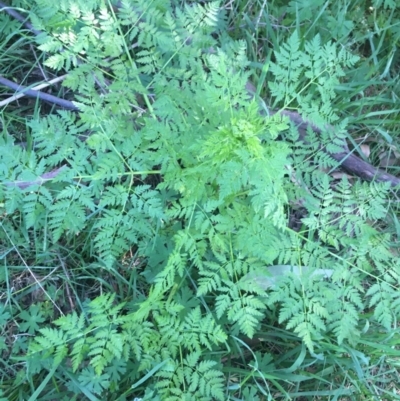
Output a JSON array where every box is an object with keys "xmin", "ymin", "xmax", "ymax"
[
  {"xmin": 0, "ymin": 75, "xmax": 79, "ymax": 111},
  {"xmin": 3, "ymin": 166, "xmax": 66, "ymax": 189},
  {"xmin": 0, "ymin": 1, "xmax": 42, "ymax": 36},
  {"xmin": 279, "ymin": 109, "xmax": 400, "ymax": 187},
  {"xmin": 245, "ymin": 82, "xmax": 400, "ymax": 188}
]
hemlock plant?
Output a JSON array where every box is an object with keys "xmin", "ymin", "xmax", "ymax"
[{"xmin": 0, "ymin": 0, "xmax": 399, "ymax": 399}]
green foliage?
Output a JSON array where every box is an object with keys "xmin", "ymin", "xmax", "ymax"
[
  {"xmin": 269, "ymin": 31, "xmax": 360, "ymax": 122},
  {"xmin": 28, "ymin": 293, "xmax": 227, "ymax": 399},
  {"xmin": 1, "ymin": 0, "xmax": 400, "ymax": 399}
]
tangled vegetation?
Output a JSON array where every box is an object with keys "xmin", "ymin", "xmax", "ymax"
[{"xmin": 1, "ymin": 0, "xmax": 400, "ymax": 399}]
